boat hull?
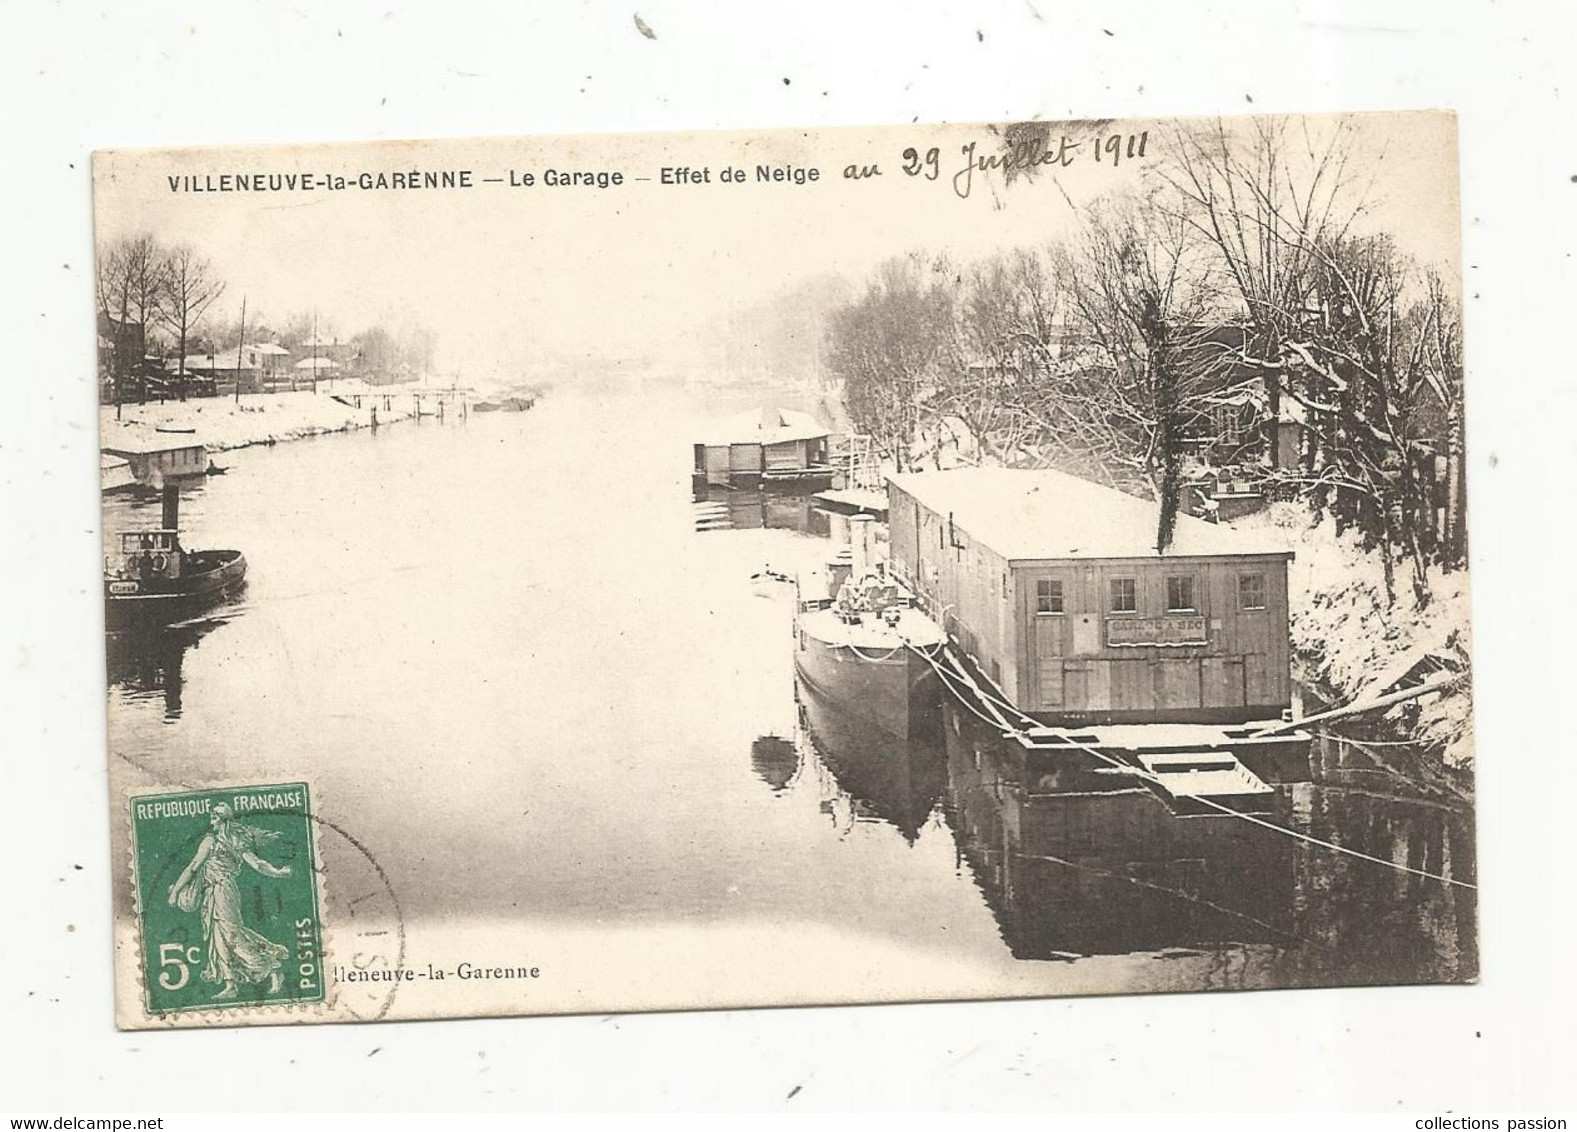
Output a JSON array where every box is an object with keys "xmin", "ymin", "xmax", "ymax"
[
  {"xmin": 796, "ymin": 675, "xmax": 946, "ymax": 840},
  {"xmin": 794, "ymin": 622, "xmax": 940, "ymax": 741},
  {"xmin": 104, "ymin": 550, "xmax": 247, "ymax": 631}
]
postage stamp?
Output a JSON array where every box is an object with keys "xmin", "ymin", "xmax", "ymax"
[{"xmin": 128, "ymin": 782, "xmax": 325, "ymax": 1016}]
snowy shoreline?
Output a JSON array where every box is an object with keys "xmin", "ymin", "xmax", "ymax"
[
  {"xmin": 99, "ymin": 386, "xmax": 423, "ymax": 454},
  {"xmin": 1238, "ymin": 504, "xmax": 1474, "ymax": 773}
]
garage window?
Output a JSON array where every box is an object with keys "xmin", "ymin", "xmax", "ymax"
[
  {"xmin": 1165, "ymin": 575, "xmax": 1197, "ymax": 613},
  {"xmin": 1035, "ymin": 579, "xmax": 1064, "ymax": 615}
]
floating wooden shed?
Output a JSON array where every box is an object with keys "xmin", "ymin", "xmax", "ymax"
[
  {"xmin": 887, "ymin": 467, "xmax": 1295, "ymax": 726},
  {"xmin": 100, "ymin": 434, "xmax": 210, "ymax": 486},
  {"xmin": 693, "ymin": 407, "xmax": 832, "ymax": 490}
]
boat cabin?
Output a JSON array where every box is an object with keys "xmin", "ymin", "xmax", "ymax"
[
  {"xmin": 114, "ymin": 530, "xmax": 184, "ymax": 581},
  {"xmin": 887, "ymin": 467, "xmax": 1294, "ymax": 726},
  {"xmin": 694, "ymin": 407, "xmax": 831, "ymax": 489}
]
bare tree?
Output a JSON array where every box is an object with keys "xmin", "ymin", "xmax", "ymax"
[
  {"xmin": 1164, "ymin": 116, "xmax": 1462, "ymax": 603},
  {"xmin": 1162, "ymin": 116, "xmax": 1371, "ymax": 483},
  {"xmin": 934, "ymin": 251, "xmax": 1056, "ymax": 467},
  {"xmin": 1291, "ymin": 235, "xmax": 1463, "ymax": 605},
  {"xmin": 826, "ymin": 254, "xmax": 954, "ymax": 473},
  {"xmin": 95, "ymin": 241, "xmax": 132, "ymax": 402},
  {"xmin": 1420, "ymin": 272, "xmax": 1467, "ymax": 571},
  {"xmin": 1047, "ymin": 192, "xmax": 1230, "ymax": 550},
  {"xmin": 159, "ymin": 246, "xmax": 226, "ymax": 401},
  {"xmin": 96, "ymin": 234, "xmax": 168, "ymax": 409}
]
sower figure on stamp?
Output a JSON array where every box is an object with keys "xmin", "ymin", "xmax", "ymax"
[{"xmin": 167, "ymin": 803, "xmax": 292, "ymax": 1000}]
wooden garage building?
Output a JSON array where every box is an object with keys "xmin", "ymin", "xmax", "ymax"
[{"xmin": 887, "ymin": 467, "xmax": 1294, "ymax": 726}]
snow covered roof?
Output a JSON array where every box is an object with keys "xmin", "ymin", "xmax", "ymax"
[
  {"xmin": 295, "ymin": 356, "xmax": 340, "ymax": 369},
  {"xmin": 250, "ymin": 341, "xmax": 291, "ymax": 355},
  {"xmin": 887, "ymin": 466, "xmax": 1293, "ymax": 561},
  {"xmin": 101, "ymin": 430, "xmax": 206, "ymax": 455},
  {"xmin": 698, "ymin": 407, "xmax": 828, "ymax": 446}
]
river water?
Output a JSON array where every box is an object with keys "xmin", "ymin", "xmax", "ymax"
[{"xmin": 104, "ymin": 387, "xmax": 1477, "ymax": 1015}]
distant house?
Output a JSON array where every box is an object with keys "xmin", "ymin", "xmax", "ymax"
[
  {"xmin": 171, "ymin": 350, "xmax": 262, "ymax": 393},
  {"xmin": 97, "ymin": 311, "xmax": 145, "ymax": 377},
  {"xmin": 97, "ymin": 312, "xmax": 166, "ymax": 400},
  {"xmin": 694, "ymin": 407, "xmax": 832, "ymax": 490},
  {"xmin": 294, "ymin": 339, "xmax": 354, "ymax": 364},
  {"xmin": 294, "ymin": 356, "xmax": 340, "ymax": 385},
  {"xmin": 887, "ymin": 466, "xmax": 1295, "ymax": 726},
  {"xmin": 248, "ymin": 342, "xmax": 292, "ymax": 386}
]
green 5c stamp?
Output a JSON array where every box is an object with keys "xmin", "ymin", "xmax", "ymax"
[{"xmin": 129, "ymin": 782, "xmax": 325, "ymax": 1015}]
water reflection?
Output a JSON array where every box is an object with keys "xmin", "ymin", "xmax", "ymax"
[
  {"xmin": 692, "ymin": 487, "xmax": 831, "ymax": 535},
  {"xmin": 795, "ymin": 676, "xmax": 947, "ymax": 843},
  {"xmin": 749, "ymin": 734, "xmax": 801, "ymax": 794},
  {"xmin": 105, "ymin": 619, "xmax": 227, "ymax": 722},
  {"xmin": 941, "ymin": 700, "xmax": 1296, "ymax": 959},
  {"xmin": 104, "ymin": 389, "xmax": 1475, "ymax": 997}
]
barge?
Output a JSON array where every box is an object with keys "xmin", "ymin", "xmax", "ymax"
[{"xmin": 793, "ymin": 515, "xmax": 945, "ymax": 741}]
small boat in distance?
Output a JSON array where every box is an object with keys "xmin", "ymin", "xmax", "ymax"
[
  {"xmin": 750, "ymin": 565, "xmax": 794, "ymax": 598},
  {"xmin": 103, "ymin": 486, "xmax": 247, "ymax": 632},
  {"xmin": 473, "ymin": 392, "xmax": 536, "ymax": 414}
]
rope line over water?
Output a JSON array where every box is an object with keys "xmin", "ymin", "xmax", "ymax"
[{"xmin": 905, "ymin": 639, "xmax": 1477, "ymax": 892}]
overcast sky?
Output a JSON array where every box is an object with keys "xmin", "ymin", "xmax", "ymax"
[{"xmin": 93, "ymin": 111, "xmax": 1459, "ymax": 378}]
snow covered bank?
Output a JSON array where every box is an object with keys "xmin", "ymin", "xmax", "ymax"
[
  {"xmin": 100, "ymin": 389, "xmax": 419, "ymax": 454},
  {"xmin": 1237, "ymin": 503, "xmax": 1474, "ymax": 769}
]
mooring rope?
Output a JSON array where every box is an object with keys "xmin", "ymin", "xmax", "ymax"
[
  {"xmin": 1013, "ymin": 847, "xmax": 1315, "ymax": 946},
  {"xmin": 907, "ymin": 640, "xmax": 1477, "ymax": 892}
]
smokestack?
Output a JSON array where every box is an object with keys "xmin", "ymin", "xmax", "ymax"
[
  {"xmin": 850, "ymin": 514, "xmax": 873, "ymax": 575},
  {"xmin": 162, "ymin": 484, "xmax": 180, "ymax": 531}
]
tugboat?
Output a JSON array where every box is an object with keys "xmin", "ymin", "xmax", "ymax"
[
  {"xmin": 793, "ymin": 515, "xmax": 946, "ymax": 740},
  {"xmin": 103, "ymin": 485, "xmax": 247, "ymax": 632}
]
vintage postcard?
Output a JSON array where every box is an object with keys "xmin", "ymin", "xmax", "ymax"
[{"xmin": 96, "ymin": 112, "xmax": 1475, "ymax": 1028}]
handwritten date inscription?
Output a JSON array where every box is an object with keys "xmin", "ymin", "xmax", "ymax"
[{"xmin": 844, "ymin": 132, "xmax": 1149, "ymax": 198}]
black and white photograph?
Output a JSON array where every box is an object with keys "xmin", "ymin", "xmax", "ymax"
[
  {"xmin": 92, "ymin": 112, "xmax": 1476, "ymax": 1026},
  {"xmin": 6, "ymin": 0, "xmax": 1574, "ymax": 1116}
]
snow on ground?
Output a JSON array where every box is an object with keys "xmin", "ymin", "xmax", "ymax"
[
  {"xmin": 1237, "ymin": 503, "xmax": 1474, "ymax": 768},
  {"xmin": 100, "ymin": 389, "xmax": 420, "ymax": 453}
]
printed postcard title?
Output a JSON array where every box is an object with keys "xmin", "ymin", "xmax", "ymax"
[{"xmin": 162, "ymin": 130, "xmax": 1152, "ymax": 202}]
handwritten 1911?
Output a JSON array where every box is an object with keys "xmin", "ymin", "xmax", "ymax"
[{"xmin": 842, "ymin": 132, "xmax": 1149, "ymax": 199}]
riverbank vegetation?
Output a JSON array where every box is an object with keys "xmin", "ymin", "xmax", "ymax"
[{"xmin": 827, "ymin": 116, "xmax": 1470, "ymax": 762}]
